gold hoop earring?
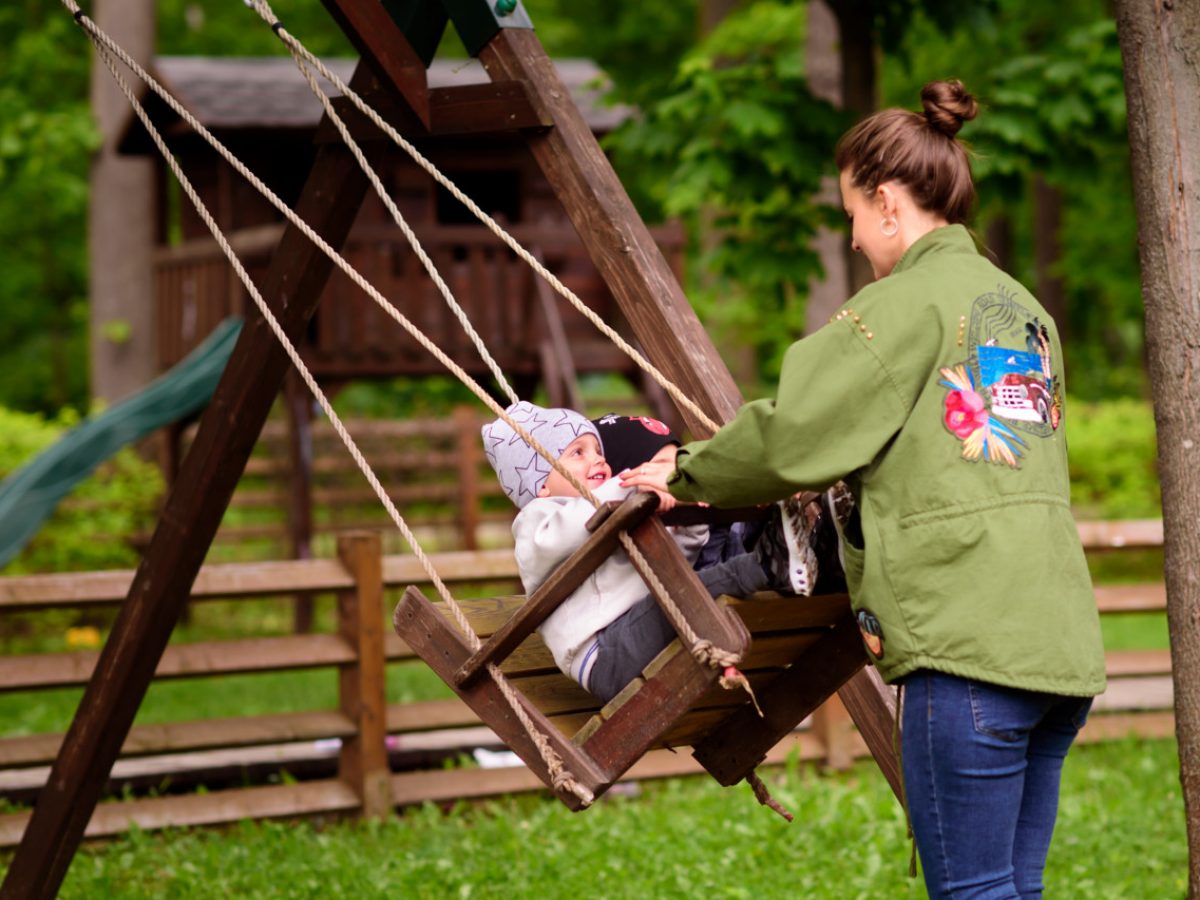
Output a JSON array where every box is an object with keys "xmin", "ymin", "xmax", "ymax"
[{"xmin": 880, "ymin": 217, "xmax": 899, "ymax": 237}]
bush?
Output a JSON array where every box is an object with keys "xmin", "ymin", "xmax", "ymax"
[
  {"xmin": 1066, "ymin": 396, "xmax": 1160, "ymax": 519},
  {"xmin": 0, "ymin": 406, "xmax": 163, "ymax": 574}
]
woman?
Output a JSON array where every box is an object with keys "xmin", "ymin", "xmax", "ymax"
[{"xmin": 622, "ymin": 80, "xmax": 1105, "ymax": 898}]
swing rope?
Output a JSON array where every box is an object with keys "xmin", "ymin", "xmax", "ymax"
[
  {"xmin": 239, "ymin": 2, "xmax": 741, "ymax": 674},
  {"xmin": 245, "ymin": 0, "xmax": 722, "ymax": 438},
  {"xmin": 66, "ymin": 0, "xmax": 592, "ymax": 805},
  {"xmin": 65, "ymin": 0, "xmax": 745, "ymax": 800}
]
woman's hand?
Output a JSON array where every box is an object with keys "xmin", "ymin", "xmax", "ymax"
[{"xmin": 619, "ymin": 459, "xmax": 681, "ymax": 513}]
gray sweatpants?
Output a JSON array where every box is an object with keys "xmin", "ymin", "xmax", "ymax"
[{"xmin": 586, "ymin": 553, "xmax": 766, "ymax": 703}]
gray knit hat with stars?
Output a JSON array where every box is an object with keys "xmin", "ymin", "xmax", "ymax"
[{"xmin": 482, "ymin": 401, "xmax": 603, "ymax": 509}]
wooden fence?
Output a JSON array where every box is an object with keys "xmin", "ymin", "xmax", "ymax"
[
  {"xmin": 0, "ymin": 519, "xmax": 1172, "ymax": 846},
  {"xmin": 196, "ymin": 409, "xmax": 512, "ymax": 561}
]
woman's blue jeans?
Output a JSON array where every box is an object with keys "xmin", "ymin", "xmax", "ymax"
[{"xmin": 901, "ymin": 670, "xmax": 1092, "ymax": 899}]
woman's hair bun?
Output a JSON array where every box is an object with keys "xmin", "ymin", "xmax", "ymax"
[{"xmin": 921, "ymin": 80, "xmax": 978, "ymax": 138}]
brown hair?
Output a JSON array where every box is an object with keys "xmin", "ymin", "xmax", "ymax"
[{"xmin": 835, "ymin": 80, "xmax": 979, "ymax": 224}]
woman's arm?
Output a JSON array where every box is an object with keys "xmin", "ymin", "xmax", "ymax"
[{"xmin": 624, "ymin": 313, "xmax": 919, "ymax": 508}]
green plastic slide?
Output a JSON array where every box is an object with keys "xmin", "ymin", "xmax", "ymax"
[{"xmin": 0, "ymin": 317, "xmax": 243, "ymax": 569}]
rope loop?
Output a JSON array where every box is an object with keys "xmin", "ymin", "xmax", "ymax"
[{"xmin": 747, "ymin": 770, "xmax": 794, "ymax": 823}]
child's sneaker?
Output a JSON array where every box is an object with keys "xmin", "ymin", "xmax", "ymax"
[{"xmin": 754, "ymin": 498, "xmax": 819, "ymax": 595}]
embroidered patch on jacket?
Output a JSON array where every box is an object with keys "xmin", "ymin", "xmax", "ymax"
[
  {"xmin": 857, "ymin": 609, "xmax": 884, "ymax": 659},
  {"xmin": 939, "ymin": 289, "xmax": 1062, "ymax": 468}
]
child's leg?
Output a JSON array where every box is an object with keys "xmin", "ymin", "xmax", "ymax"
[
  {"xmin": 695, "ymin": 553, "xmax": 770, "ymax": 598},
  {"xmin": 586, "ymin": 597, "xmax": 676, "ymax": 704}
]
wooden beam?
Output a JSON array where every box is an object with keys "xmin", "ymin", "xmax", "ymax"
[
  {"xmin": 478, "ymin": 30, "xmax": 743, "ymax": 436},
  {"xmin": 837, "ymin": 667, "xmax": 902, "ymax": 800},
  {"xmin": 319, "ymin": 0, "xmax": 431, "ymax": 129},
  {"xmin": 0, "ymin": 73, "xmax": 376, "ymax": 899},
  {"xmin": 690, "ymin": 613, "xmax": 867, "ymax": 786},
  {"xmin": 316, "ymin": 82, "xmax": 549, "ymax": 144}
]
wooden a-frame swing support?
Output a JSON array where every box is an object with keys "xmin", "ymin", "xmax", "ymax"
[{"xmin": 2, "ymin": 2, "xmax": 900, "ymax": 895}]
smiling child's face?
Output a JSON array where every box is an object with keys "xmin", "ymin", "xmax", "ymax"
[{"xmin": 539, "ymin": 434, "xmax": 611, "ymax": 498}]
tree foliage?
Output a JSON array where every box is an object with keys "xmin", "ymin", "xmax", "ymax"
[
  {"xmin": 0, "ymin": 8, "xmax": 96, "ymax": 414},
  {"xmin": 884, "ymin": 4, "xmax": 1142, "ymax": 398},
  {"xmin": 604, "ymin": 3, "xmax": 846, "ymax": 378}
]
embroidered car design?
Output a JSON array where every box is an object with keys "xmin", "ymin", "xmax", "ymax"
[{"xmin": 989, "ymin": 372, "xmax": 1053, "ymax": 424}]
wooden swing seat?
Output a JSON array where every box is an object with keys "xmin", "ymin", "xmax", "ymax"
[{"xmin": 393, "ymin": 492, "xmax": 876, "ymax": 809}]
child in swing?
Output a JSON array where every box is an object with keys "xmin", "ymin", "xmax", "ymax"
[{"xmin": 483, "ymin": 401, "xmax": 822, "ymax": 704}]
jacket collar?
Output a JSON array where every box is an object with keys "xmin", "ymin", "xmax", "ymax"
[{"xmin": 890, "ymin": 224, "xmax": 979, "ymax": 276}]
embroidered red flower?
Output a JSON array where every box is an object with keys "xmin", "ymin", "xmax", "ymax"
[{"xmin": 944, "ymin": 388, "xmax": 988, "ymax": 439}]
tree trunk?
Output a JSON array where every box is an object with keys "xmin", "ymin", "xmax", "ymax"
[
  {"xmin": 1113, "ymin": 2, "xmax": 1200, "ymax": 892},
  {"xmin": 829, "ymin": 0, "xmax": 878, "ymax": 295},
  {"xmin": 699, "ymin": 0, "xmax": 742, "ymax": 35},
  {"xmin": 90, "ymin": 0, "xmax": 158, "ymax": 405},
  {"xmin": 1032, "ymin": 174, "xmax": 1067, "ymax": 337},
  {"xmin": 803, "ymin": 0, "xmax": 852, "ymax": 334}
]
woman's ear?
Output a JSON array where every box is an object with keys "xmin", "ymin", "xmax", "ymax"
[{"xmin": 874, "ymin": 181, "xmax": 900, "ymax": 218}]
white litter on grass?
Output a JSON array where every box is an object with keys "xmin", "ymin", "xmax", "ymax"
[{"xmin": 472, "ymin": 748, "xmax": 523, "ymax": 769}]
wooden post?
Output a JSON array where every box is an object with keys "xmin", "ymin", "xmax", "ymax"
[
  {"xmin": 811, "ymin": 693, "xmax": 856, "ymax": 771},
  {"xmin": 0, "ymin": 80, "xmax": 377, "ymax": 896},
  {"xmin": 336, "ymin": 532, "xmax": 391, "ymax": 821},
  {"xmin": 453, "ymin": 405, "xmax": 482, "ymax": 551},
  {"xmin": 285, "ymin": 370, "xmax": 316, "ymax": 632}
]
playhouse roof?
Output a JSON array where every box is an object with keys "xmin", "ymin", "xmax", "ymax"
[{"xmin": 119, "ymin": 56, "xmax": 627, "ymax": 153}]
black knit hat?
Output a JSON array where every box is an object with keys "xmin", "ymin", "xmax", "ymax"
[{"xmin": 591, "ymin": 413, "xmax": 680, "ymax": 475}]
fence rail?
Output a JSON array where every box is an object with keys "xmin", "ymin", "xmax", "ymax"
[{"xmin": 0, "ymin": 518, "xmax": 1172, "ymax": 845}]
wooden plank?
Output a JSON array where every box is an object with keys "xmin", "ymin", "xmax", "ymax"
[
  {"xmin": 1094, "ymin": 583, "xmax": 1166, "ymax": 613},
  {"xmin": 721, "ymin": 592, "xmax": 850, "ymax": 632},
  {"xmin": 478, "ymin": 29, "xmax": 743, "ymax": 435},
  {"xmin": 392, "ymin": 587, "xmax": 608, "ymax": 809},
  {"xmin": 1093, "ymin": 675, "xmax": 1173, "ymax": 712},
  {"xmin": 384, "ymin": 698, "xmax": 478, "ymax": 733},
  {"xmin": 0, "ymin": 711, "xmax": 356, "ymax": 769},
  {"xmin": 1, "ymin": 544, "xmax": 1151, "ymax": 616},
  {"xmin": 1, "ymin": 117, "xmax": 377, "ymax": 897},
  {"xmin": 691, "ymin": 613, "xmax": 867, "ymax": 787},
  {"xmin": 1077, "ymin": 518, "xmax": 1163, "ymax": 550},
  {"xmin": 0, "ymin": 550, "xmax": 520, "ymax": 612},
  {"xmin": 0, "ymin": 635, "xmax": 356, "ymax": 693},
  {"xmin": 580, "ymin": 646, "xmax": 718, "ymax": 777},
  {"xmin": 1076, "ymin": 711, "xmax": 1175, "ymax": 742},
  {"xmin": 1106, "ymin": 648, "xmax": 1172, "ymax": 676},
  {"xmin": 454, "ymin": 493, "xmax": 659, "ymax": 686},
  {"xmin": 0, "ymin": 780, "xmax": 360, "ymax": 849}
]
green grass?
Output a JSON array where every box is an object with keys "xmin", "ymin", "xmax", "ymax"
[{"xmin": 25, "ymin": 737, "xmax": 1184, "ymax": 899}]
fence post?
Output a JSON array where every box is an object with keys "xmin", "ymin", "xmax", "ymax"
[
  {"xmin": 336, "ymin": 531, "xmax": 391, "ymax": 820},
  {"xmin": 454, "ymin": 405, "xmax": 482, "ymax": 551},
  {"xmin": 812, "ymin": 694, "xmax": 856, "ymax": 772}
]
